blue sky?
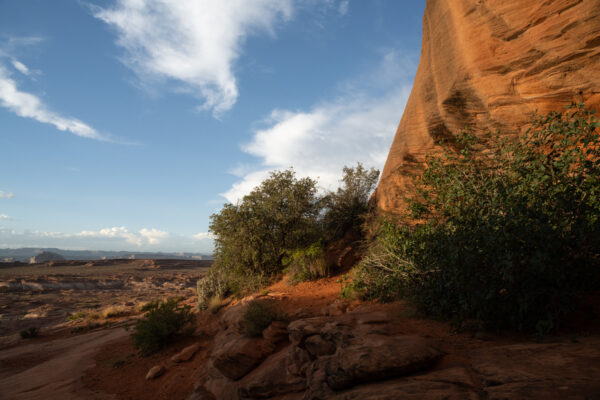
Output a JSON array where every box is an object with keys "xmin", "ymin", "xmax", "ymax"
[{"xmin": 0, "ymin": 0, "xmax": 424, "ymax": 253}]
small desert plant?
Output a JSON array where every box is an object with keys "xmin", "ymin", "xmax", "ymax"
[
  {"xmin": 102, "ymin": 305, "xmax": 128, "ymax": 319},
  {"xmin": 71, "ymin": 322, "xmax": 103, "ymax": 334},
  {"xmin": 131, "ymin": 298, "xmax": 194, "ymax": 356},
  {"xmin": 67, "ymin": 311, "xmax": 87, "ymax": 321},
  {"xmin": 138, "ymin": 300, "xmax": 161, "ymax": 313},
  {"xmin": 197, "ymin": 271, "xmax": 229, "ymax": 310},
  {"xmin": 241, "ymin": 300, "xmax": 287, "ymax": 337},
  {"xmin": 20, "ymin": 327, "xmax": 39, "ymax": 339},
  {"xmin": 283, "ymin": 241, "xmax": 330, "ymax": 283}
]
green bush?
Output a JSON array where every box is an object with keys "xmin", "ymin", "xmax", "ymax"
[
  {"xmin": 197, "ymin": 270, "xmax": 229, "ymax": 310},
  {"xmin": 131, "ymin": 299, "xmax": 194, "ymax": 356},
  {"xmin": 200, "ymin": 164, "xmax": 380, "ymax": 307},
  {"xmin": 241, "ymin": 300, "xmax": 287, "ymax": 337},
  {"xmin": 341, "ymin": 221, "xmax": 418, "ymax": 302},
  {"xmin": 210, "ymin": 169, "xmax": 321, "ymax": 278},
  {"xmin": 349, "ymin": 104, "xmax": 600, "ymax": 332},
  {"xmin": 283, "ymin": 241, "xmax": 329, "ymax": 283},
  {"xmin": 322, "ymin": 163, "xmax": 380, "ymax": 241}
]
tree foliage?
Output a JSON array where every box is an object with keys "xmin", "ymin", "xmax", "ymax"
[
  {"xmin": 323, "ymin": 163, "xmax": 380, "ymax": 241},
  {"xmin": 198, "ymin": 164, "xmax": 379, "ymax": 306},
  {"xmin": 210, "ymin": 169, "xmax": 322, "ymax": 277},
  {"xmin": 346, "ymin": 104, "xmax": 600, "ymax": 332}
]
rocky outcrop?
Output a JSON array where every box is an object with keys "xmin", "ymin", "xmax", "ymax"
[
  {"xmin": 30, "ymin": 251, "xmax": 65, "ymax": 264},
  {"xmin": 190, "ymin": 299, "xmax": 600, "ymax": 400},
  {"xmin": 193, "ymin": 303, "xmax": 456, "ymax": 400},
  {"xmin": 376, "ymin": 0, "xmax": 600, "ymax": 214}
]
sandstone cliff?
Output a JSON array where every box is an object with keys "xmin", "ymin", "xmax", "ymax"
[{"xmin": 376, "ymin": 0, "xmax": 600, "ymax": 214}]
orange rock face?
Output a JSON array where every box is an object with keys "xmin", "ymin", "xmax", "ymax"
[{"xmin": 376, "ymin": 0, "xmax": 600, "ymax": 214}]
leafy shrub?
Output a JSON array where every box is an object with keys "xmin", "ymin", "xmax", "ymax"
[
  {"xmin": 241, "ymin": 300, "xmax": 287, "ymax": 337},
  {"xmin": 131, "ymin": 299, "xmax": 194, "ymax": 356},
  {"xmin": 200, "ymin": 164, "xmax": 380, "ymax": 307},
  {"xmin": 322, "ymin": 163, "xmax": 380, "ymax": 241},
  {"xmin": 197, "ymin": 271, "xmax": 229, "ymax": 310},
  {"xmin": 102, "ymin": 305, "xmax": 128, "ymax": 319},
  {"xmin": 350, "ymin": 104, "xmax": 600, "ymax": 332},
  {"xmin": 342, "ymin": 221, "xmax": 418, "ymax": 302},
  {"xmin": 138, "ymin": 300, "xmax": 160, "ymax": 313},
  {"xmin": 283, "ymin": 241, "xmax": 329, "ymax": 283},
  {"xmin": 20, "ymin": 327, "xmax": 39, "ymax": 339},
  {"xmin": 67, "ymin": 311, "xmax": 87, "ymax": 321}
]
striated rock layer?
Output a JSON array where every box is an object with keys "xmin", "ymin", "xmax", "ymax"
[{"xmin": 376, "ymin": 0, "xmax": 600, "ymax": 214}]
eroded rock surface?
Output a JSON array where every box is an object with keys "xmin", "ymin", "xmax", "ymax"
[
  {"xmin": 193, "ymin": 300, "xmax": 600, "ymax": 400},
  {"xmin": 376, "ymin": 0, "xmax": 600, "ymax": 214}
]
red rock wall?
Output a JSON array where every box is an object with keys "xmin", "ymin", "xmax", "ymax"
[{"xmin": 376, "ymin": 0, "xmax": 600, "ymax": 214}]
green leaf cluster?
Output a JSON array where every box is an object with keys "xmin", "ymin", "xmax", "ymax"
[
  {"xmin": 131, "ymin": 299, "xmax": 194, "ymax": 356},
  {"xmin": 348, "ymin": 104, "xmax": 600, "ymax": 332}
]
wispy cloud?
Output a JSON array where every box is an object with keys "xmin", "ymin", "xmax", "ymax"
[
  {"xmin": 76, "ymin": 226, "xmax": 144, "ymax": 246},
  {"xmin": 11, "ymin": 59, "xmax": 31, "ymax": 76},
  {"xmin": 0, "ymin": 214, "xmax": 11, "ymax": 220},
  {"xmin": 222, "ymin": 50, "xmax": 416, "ymax": 203},
  {"xmin": 0, "ymin": 191, "xmax": 14, "ymax": 199},
  {"xmin": 338, "ymin": 0, "xmax": 349, "ymax": 15},
  {"xmin": 94, "ymin": 0, "xmax": 295, "ymax": 116},
  {"xmin": 139, "ymin": 228, "xmax": 169, "ymax": 245},
  {"xmin": 193, "ymin": 232, "xmax": 215, "ymax": 240},
  {"xmin": 0, "ymin": 65, "xmax": 105, "ymax": 140}
]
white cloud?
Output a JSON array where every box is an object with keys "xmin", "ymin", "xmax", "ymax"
[
  {"xmin": 0, "ymin": 191, "xmax": 14, "ymax": 199},
  {"xmin": 222, "ymin": 50, "xmax": 415, "ymax": 203},
  {"xmin": 94, "ymin": 0, "xmax": 294, "ymax": 116},
  {"xmin": 0, "ymin": 65, "xmax": 105, "ymax": 140},
  {"xmin": 0, "ymin": 226, "xmax": 213, "ymax": 253},
  {"xmin": 139, "ymin": 228, "xmax": 169, "ymax": 244},
  {"xmin": 11, "ymin": 59, "xmax": 30, "ymax": 76},
  {"xmin": 193, "ymin": 232, "xmax": 215, "ymax": 240},
  {"xmin": 0, "ymin": 214, "xmax": 11, "ymax": 220},
  {"xmin": 76, "ymin": 226, "xmax": 142, "ymax": 246},
  {"xmin": 338, "ymin": 0, "xmax": 349, "ymax": 15}
]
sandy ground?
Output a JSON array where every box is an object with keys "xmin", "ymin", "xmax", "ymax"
[
  {"xmin": 0, "ymin": 260, "xmax": 209, "ymax": 337},
  {"xmin": 1, "ymin": 268, "xmax": 599, "ymax": 400},
  {"xmin": 0, "ymin": 327, "xmax": 128, "ymax": 400}
]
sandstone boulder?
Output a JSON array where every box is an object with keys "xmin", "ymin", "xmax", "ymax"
[
  {"xmin": 262, "ymin": 321, "xmax": 289, "ymax": 344},
  {"xmin": 212, "ymin": 335, "xmax": 276, "ymax": 380},
  {"xmin": 469, "ymin": 340, "xmax": 600, "ymax": 398},
  {"xmin": 145, "ymin": 364, "xmax": 165, "ymax": 380},
  {"xmin": 329, "ymin": 367, "xmax": 478, "ymax": 400},
  {"xmin": 315, "ymin": 334, "xmax": 443, "ymax": 391},
  {"xmin": 238, "ymin": 347, "xmax": 307, "ymax": 399},
  {"xmin": 172, "ymin": 343, "xmax": 200, "ymax": 363},
  {"xmin": 304, "ymin": 334, "xmax": 336, "ymax": 357}
]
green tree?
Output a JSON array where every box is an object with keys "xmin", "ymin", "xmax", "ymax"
[
  {"xmin": 323, "ymin": 162, "xmax": 379, "ymax": 241},
  {"xmin": 209, "ymin": 169, "xmax": 321, "ymax": 278}
]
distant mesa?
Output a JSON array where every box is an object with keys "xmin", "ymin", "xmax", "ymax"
[{"xmin": 30, "ymin": 251, "xmax": 66, "ymax": 264}]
